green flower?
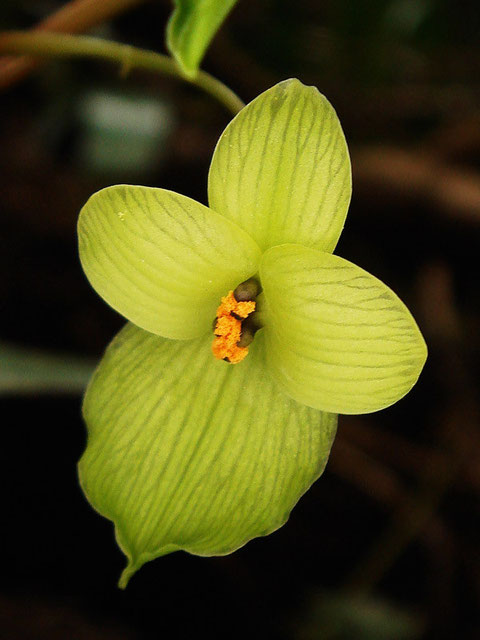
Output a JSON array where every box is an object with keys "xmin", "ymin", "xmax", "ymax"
[{"xmin": 78, "ymin": 79, "xmax": 427, "ymax": 587}]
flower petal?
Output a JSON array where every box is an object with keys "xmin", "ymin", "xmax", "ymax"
[
  {"xmin": 260, "ymin": 244, "xmax": 427, "ymax": 414},
  {"xmin": 79, "ymin": 323, "xmax": 337, "ymax": 587},
  {"xmin": 78, "ymin": 185, "xmax": 261, "ymax": 339},
  {"xmin": 208, "ymin": 79, "xmax": 352, "ymax": 252}
]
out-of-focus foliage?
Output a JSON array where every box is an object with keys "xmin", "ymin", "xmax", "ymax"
[
  {"xmin": 297, "ymin": 591, "xmax": 424, "ymax": 640},
  {"xmin": 0, "ymin": 341, "xmax": 94, "ymax": 395},
  {"xmin": 167, "ymin": 0, "xmax": 238, "ymax": 76},
  {"xmin": 76, "ymin": 90, "xmax": 175, "ymax": 176}
]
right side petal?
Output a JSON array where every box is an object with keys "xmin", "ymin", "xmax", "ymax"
[
  {"xmin": 78, "ymin": 185, "xmax": 261, "ymax": 340},
  {"xmin": 260, "ymin": 244, "xmax": 427, "ymax": 415}
]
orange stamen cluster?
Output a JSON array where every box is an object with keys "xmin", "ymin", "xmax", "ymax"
[{"xmin": 212, "ymin": 291, "xmax": 256, "ymax": 364}]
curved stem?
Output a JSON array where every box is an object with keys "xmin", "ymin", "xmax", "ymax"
[{"xmin": 0, "ymin": 31, "xmax": 245, "ymax": 116}]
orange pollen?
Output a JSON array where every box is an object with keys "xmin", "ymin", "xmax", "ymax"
[{"xmin": 212, "ymin": 291, "xmax": 256, "ymax": 364}]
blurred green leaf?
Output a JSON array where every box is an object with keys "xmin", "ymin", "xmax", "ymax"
[
  {"xmin": 297, "ymin": 591, "xmax": 424, "ymax": 640},
  {"xmin": 77, "ymin": 90, "xmax": 176, "ymax": 176},
  {"xmin": 0, "ymin": 341, "xmax": 95, "ymax": 395},
  {"xmin": 166, "ymin": 0, "xmax": 238, "ymax": 77}
]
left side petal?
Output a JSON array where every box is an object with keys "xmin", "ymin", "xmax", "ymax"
[
  {"xmin": 79, "ymin": 323, "xmax": 337, "ymax": 588},
  {"xmin": 260, "ymin": 244, "xmax": 427, "ymax": 415},
  {"xmin": 78, "ymin": 185, "xmax": 261, "ymax": 340}
]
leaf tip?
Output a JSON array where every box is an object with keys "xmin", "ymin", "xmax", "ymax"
[{"xmin": 166, "ymin": 0, "xmax": 238, "ymax": 79}]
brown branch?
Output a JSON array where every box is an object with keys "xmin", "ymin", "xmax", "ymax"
[
  {"xmin": 0, "ymin": 0, "xmax": 147, "ymax": 89},
  {"xmin": 329, "ymin": 436, "xmax": 405, "ymax": 508},
  {"xmin": 329, "ymin": 431, "xmax": 454, "ymax": 596},
  {"xmin": 339, "ymin": 416, "xmax": 448, "ymax": 481},
  {"xmin": 353, "ymin": 146, "xmax": 480, "ymax": 224},
  {"xmin": 343, "ymin": 439, "xmax": 456, "ymax": 597},
  {"xmin": 341, "ymin": 259, "xmax": 479, "ymax": 597}
]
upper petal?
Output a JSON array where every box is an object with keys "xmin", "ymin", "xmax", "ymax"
[
  {"xmin": 78, "ymin": 185, "xmax": 261, "ymax": 340},
  {"xmin": 208, "ymin": 79, "xmax": 352, "ymax": 252},
  {"xmin": 79, "ymin": 323, "xmax": 337, "ymax": 587},
  {"xmin": 260, "ymin": 244, "xmax": 427, "ymax": 414}
]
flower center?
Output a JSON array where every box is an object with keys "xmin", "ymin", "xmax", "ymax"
[{"xmin": 212, "ymin": 278, "xmax": 261, "ymax": 364}]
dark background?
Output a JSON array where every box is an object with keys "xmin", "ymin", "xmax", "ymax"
[{"xmin": 1, "ymin": 1, "xmax": 479, "ymax": 638}]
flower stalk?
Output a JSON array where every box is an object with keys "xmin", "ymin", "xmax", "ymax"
[{"xmin": 0, "ymin": 31, "xmax": 245, "ymax": 116}]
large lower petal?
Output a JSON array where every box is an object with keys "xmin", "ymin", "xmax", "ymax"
[
  {"xmin": 79, "ymin": 324, "xmax": 337, "ymax": 587},
  {"xmin": 208, "ymin": 79, "xmax": 351, "ymax": 253},
  {"xmin": 78, "ymin": 185, "xmax": 261, "ymax": 340},
  {"xmin": 260, "ymin": 244, "xmax": 427, "ymax": 415}
]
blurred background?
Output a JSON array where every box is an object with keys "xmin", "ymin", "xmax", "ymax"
[{"xmin": 0, "ymin": 0, "xmax": 479, "ymax": 638}]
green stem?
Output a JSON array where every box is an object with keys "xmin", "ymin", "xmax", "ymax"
[{"xmin": 0, "ymin": 31, "xmax": 245, "ymax": 116}]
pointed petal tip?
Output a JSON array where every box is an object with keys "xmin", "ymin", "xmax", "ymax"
[
  {"xmin": 118, "ymin": 567, "xmax": 132, "ymax": 590},
  {"xmin": 118, "ymin": 558, "xmax": 143, "ymax": 589},
  {"xmin": 279, "ymin": 77, "xmax": 318, "ymax": 91}
]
